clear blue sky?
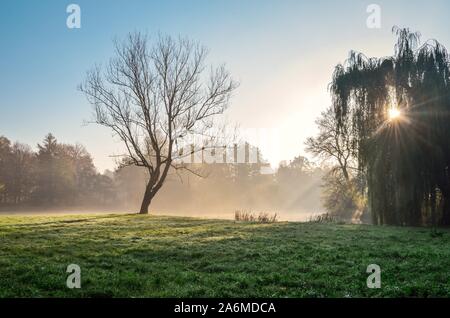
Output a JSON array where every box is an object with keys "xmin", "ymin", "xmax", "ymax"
[{"xmin": 1, "ymin": 0, "xmax": 450, "ymax": 171}]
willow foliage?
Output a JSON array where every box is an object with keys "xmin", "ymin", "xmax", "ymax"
[{"xmin": 330, "ymin": 27, "xmax": 450, "ymax": 226}]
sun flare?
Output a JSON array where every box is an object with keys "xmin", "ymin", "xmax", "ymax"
[{"xmin": 388, "ymin": 108, "xmax": 401, "ymax": 121}]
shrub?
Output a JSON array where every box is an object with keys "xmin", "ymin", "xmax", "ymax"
[
  {"xmin": 307, "ymin": 212, "xmax": 336, "ymax": 224},
  {"xmin": 234, "ymin": 210, "xmax": 278, "ymax": 223}
]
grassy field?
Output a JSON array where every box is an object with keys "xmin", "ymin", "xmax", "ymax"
[{"xmin": 1, "ymin": 214, "xmax": 450, "ymax": 298}]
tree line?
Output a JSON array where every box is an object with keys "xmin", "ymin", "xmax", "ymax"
[
  {"xmin": 0, "ymin": 133, "xmax": 325, "ymax": 216},
  {"xmin": 116, "ymin": 154, "xmax": 324, "ymax": 217},
  {"xmin": 0, "ymin": 134, "xmax": 114, "ymax": 208}
]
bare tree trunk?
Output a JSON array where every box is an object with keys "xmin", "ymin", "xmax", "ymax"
[{"xmin": 139, "ymin": 183, "xmax": 154, "ymax": 214}]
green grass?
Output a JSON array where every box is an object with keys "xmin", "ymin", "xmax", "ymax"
[{"xmin": 1, "ymin": 214, "xmax": 450, "ymax": 297}]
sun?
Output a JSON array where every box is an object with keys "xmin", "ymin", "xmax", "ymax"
[{"xmin": 388, "ymin": 108, "xmax": 401, "ymax": 121}]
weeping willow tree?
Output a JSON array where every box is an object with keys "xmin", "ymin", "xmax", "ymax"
[{"xmin": 330, "ymin": 27, "xmax": 450, "ymax": 226}]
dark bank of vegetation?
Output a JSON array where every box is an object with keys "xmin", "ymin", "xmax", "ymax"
[
  {"xmin": 0, "ymin": 133, "xmax": 115, "ymax": 209},
  {"xmin": 307, "ymin": 27, "xmax": 450, "ymax": 227},
  {"xmin": 1, "ymin": 214, "xmax": 450, "ymax": 297}
]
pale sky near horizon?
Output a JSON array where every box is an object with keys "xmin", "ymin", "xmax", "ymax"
[{"xmin": 1, "ymin": 0, "xmax": 450, "ymax": 172}]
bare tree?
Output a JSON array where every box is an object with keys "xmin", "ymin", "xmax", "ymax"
[
  {"xmin": 305, "ymin": 106, "xmax": 356, "ymax": 181},
  {"xmin": 80, "ymin": 33, "xmax": 237, "ymax": 214},
  {"xmin": 306, "ymin": 107, "xmax": 368, "ymax": 223}
]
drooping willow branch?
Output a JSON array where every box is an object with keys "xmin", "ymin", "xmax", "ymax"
[{"xmin": 330, "ymin": 27, "xmax": 450, "ymax": 226}]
